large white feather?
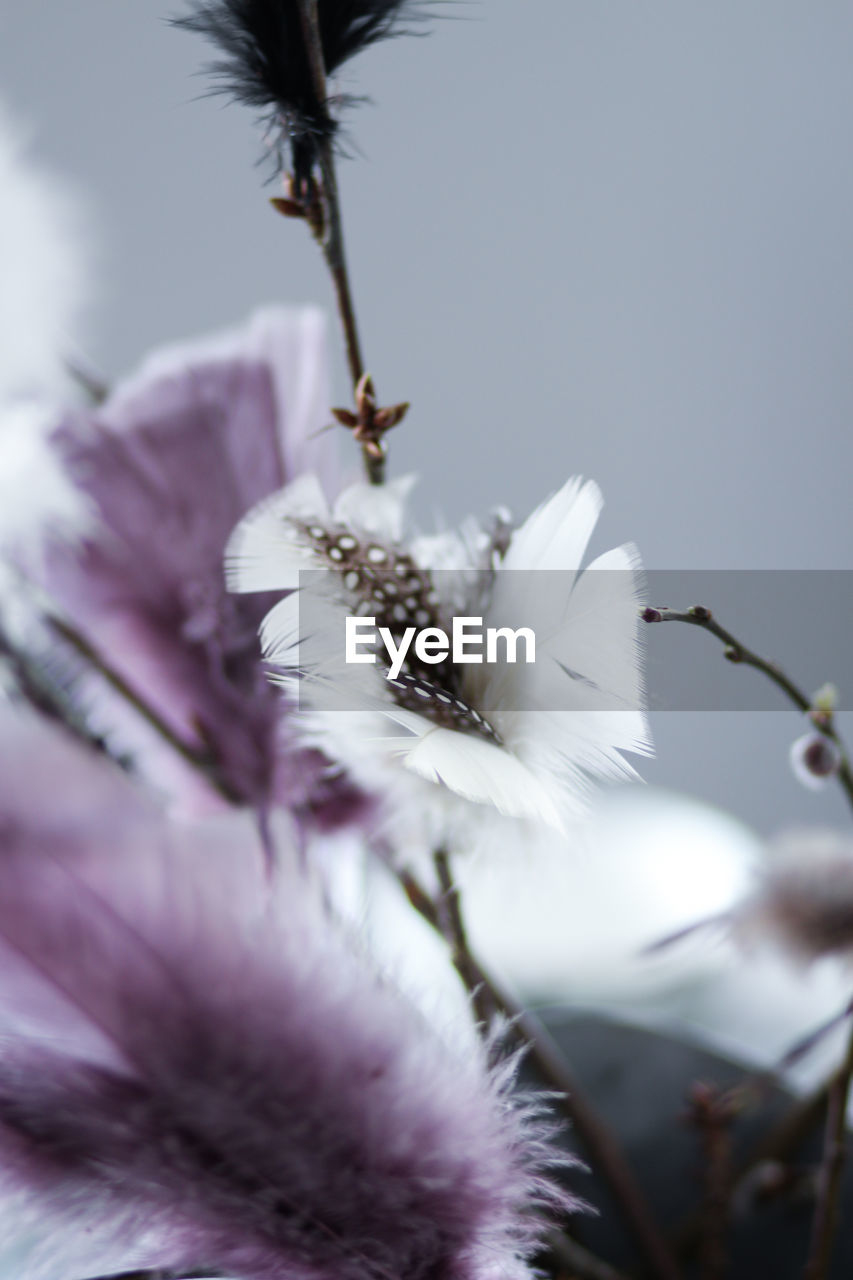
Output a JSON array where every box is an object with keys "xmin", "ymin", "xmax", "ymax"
[
  {"xmin": 501, "ymin": 478, "xmax": 602, "ymax": 574},
  {"xmin": 398, "ymin": 727, "xmax": 565, "ymax": 830}
]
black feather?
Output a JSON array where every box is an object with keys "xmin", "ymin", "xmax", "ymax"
[{"xmin": 174, "ymin": 0, "xmax": 426, "ymax": 179}]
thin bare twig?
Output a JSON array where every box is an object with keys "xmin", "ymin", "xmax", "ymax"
[
  {"xmin": 674, "ymin": 1085, "xmax": 828, "ymax": 1263},
  {"xmin": 433, "ymin": 849, "xmax": 496, "ymax": 1029},
  {"xmin": 804, "ymin": 1020, "xmax": 853, "ymax": 1280},
  {"xmin": 685, "ymin": 1083, "xmax": 736, "ymax": 1280},
  {"xmin": 295, "ymin": 0, "xmax": 386, "ymax": 485},
  {"xmin": 400, "ymin": 868, "xmax": 681, "ymax": 1280},
  {"xmin": 672, "ymin": 1018, "xmax": 853, "ymax": 1262},
  {"xmin": 81, "ymin": 1270, "xmax": 220, "ymax": 1280},
  {"xmin": 65, "ymin": 353, "xmax": 110, "ymax": 405},
  {"xmin": 642, "ymin": 605, "xmax": 853, "ymax": 810},
  {"xmin": 0, "ymin": 619, "xmax": 118, "ymax": 762},
  {"xmin": 46, "ymin": 614, "xmax": 241, "ymax": 803}
]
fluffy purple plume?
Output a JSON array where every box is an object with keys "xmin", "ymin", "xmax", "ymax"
[
  {"xmin": 0, "ymin": 713, "xmax": 577, "ymax": 1279},
  {"xmin": 35, "ymin": 307, "xmax": 365, "ymax": 826}
]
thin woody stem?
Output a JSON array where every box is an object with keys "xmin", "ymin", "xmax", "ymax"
[
  {"xmin": 296, "ymin": 0, "xmax": 384, "ymax": 485},
  {"xmin": 81, "ymin": 1270, "xmax": 220, "ymax": 1280},
  {"xmin": 0, "ymin": 620, "xmax": 116, "ymax": 762},
  {"xmin": 433, "ymin": 849, "xmax": 496, "ymax": 1029},
  {"xmin": 643, "ymin": 606, "xmax": 853, "ymax": 811},
  {"xmin": 46, "ymin": 614, "xmax": 242, "ymax": 804},
  {"xmin": 803, "ymin": 1020, "xmax": 853, "ymax": 1280},
  {"xmin": 685, "ymin": 1084, "xmax": 735, "ymax": 1280},
  {"xmin": 317, "ymin": 141, "xmax": 365, "ymax": 387},
  {"xmin": 4, "ymin": 565, "xmax": 238, "ymax": 799},
  {"xmin": 672, "ymin": 1009, "xmax": 853, "ymax": 1263},
  {"xmin": 401, "ymin": 868, "xmax": 681, "ymax": 1280},
  {"xmin": 673, "ymin": 1090, "xmax": 828, "ymax": 1263},
  {"xmin": 65, "ymin": 353, "xmax": 109, "ymax": 405}
]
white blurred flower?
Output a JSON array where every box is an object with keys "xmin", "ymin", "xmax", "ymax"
[
  {"xmin": 0, "ymin": 401, "xmax": 87, "ymax": 544},
  {"xmin": 0, "ymin": 102, "xmax": 89, "ymax": 399},
  {"xmin": 227, "ymin": 473, "xmax": 650, "ymax": 844},
  {"xmin": 0, "ymin": 103, "xmax": 92, "ymax": 552}
]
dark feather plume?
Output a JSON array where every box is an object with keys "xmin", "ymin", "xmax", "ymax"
[{"xmin": 174, "ymin": 0, "xmax": 425, "ymax": 179}]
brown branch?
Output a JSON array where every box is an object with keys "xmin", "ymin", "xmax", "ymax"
[
  {"xmin": 0, "ymin": 620, "xmax": 118, "ymax": 763},
  {"xmin": 81, "ymin": 1271, "xmax": 220, "ymax": 1280},
  {"xmin": 642, "ymin": 605, "xmax": 853, "ymax": 810},
  {"xmin": 672, "ymin": 1018, "xmax": 853, "ymax": 1263},
  {"xmin": 47, "ymin": 614, "xmax": 242, "ymax": 804},
  {"xmin": 433, "ymin": 849, "xmax": 496, "ymax": 1029},
  {"xmin": 295, "ymin": 0, "xmax": 385, "ymax": 485},
  {"xmin": 65, "ymin": 353, "xmax": 109, "ymax": 405},
  {"xmin": 399, "ymin": 868, "xmax": 681, "ymax": 1280},
  {"xmin": 685, "ymin": 1083, "xmax": 735, "ymax": 1280},
  {"xmin": 803, "ymin": 1020, "xmax": 853, "ymax": 1280},
  {"xmin": 674, "ymin": 1086, "xmax": 827, "ymax": 1263}
]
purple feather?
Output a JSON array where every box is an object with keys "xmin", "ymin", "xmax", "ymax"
[
  {"xmin": 0, "ymin": 714, "xmax": 578, "ymax": 1279},
  {"xmin": 35, "ymin": 308, "xmax": 367, "ymax": 828}
]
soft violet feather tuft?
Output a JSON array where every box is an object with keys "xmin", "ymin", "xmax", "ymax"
[
  {"xmin": 174, "ymin": 0, "xmax": 427, "ymax": 179},
  {"xmin": 31, "ymin": 308, "xmax": 367, "ymax": 827},
  {"xmin": 0, "ymin": 714, "xmax": 579, "ymax": 1280}
]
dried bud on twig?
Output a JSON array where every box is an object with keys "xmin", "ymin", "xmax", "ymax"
[{"xmin": 790, "ymin": 733, "xmax": 842, "ymax": 790}]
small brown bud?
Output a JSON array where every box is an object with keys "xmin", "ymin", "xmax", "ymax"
[
  {"xmin": 270, "ymin": 196, "xmax": 306, "ymax": 219},
  {"xmin": 373, "ymin": 401, "xmax": 410, "ymax": 431},
  {"xmin": 687, "ymin": 1080, "xmax": 717, "ymax": 1110},
  {"xmin": 330, "ymin": 407, "xmax": 359, "ymax": 428},
  {"xmin": 688, "ymin": 605, "xmax": 712, "ymax": 621},
  {"xmin": 355, "ymin": 372, "xmax": 376, "ymax": 408},
  {"xmin": 790, "ymin": 732, "xmax": 842, "ymax": 789},
  {"xmin": 810, "ymin": 683, "xmax": 839, "ymax": 725}
]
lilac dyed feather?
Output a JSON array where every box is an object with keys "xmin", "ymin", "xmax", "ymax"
[
  {"xmin": 0, "ymin": 715, "xmax": 578, "ymax": 1279},
  {"xmin": 37, "ymin": 308, "xmax": 365, "ymax": 827}
]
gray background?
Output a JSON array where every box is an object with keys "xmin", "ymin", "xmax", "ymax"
[{"xmin": 2, "ymin": 0, "xmax": 853, "ymax": 835}]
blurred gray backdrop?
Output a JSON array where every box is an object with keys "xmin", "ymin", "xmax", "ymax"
[{"xmin": 2, "ymin": 0, "xmax": 852, "ymax": 835}]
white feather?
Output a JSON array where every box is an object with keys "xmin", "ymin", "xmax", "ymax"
[
  {"xmin": 489, "ymin": 479, "xmax": 605, "ymax": 653},
  {"xmin": 0, "ymin": 103, "xmax": 89, "ymax": 399},
  {"xmin": 229, "ymin": 467, "xmax": 652, "ymax": 843},
  {"xmin": 225, "ymin": 474, "xmax": 328, "ymax": 592},
  {"xmin": 501, "ymin": 478, "xmax": 602, "ymax": 574},
  {"xmin": 398, "ymin": 727, "xmax": 566, "ymax": 830},
  {"xmin": 258, "ymin": 592, "xmax": 302, "ymax": 663}
]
